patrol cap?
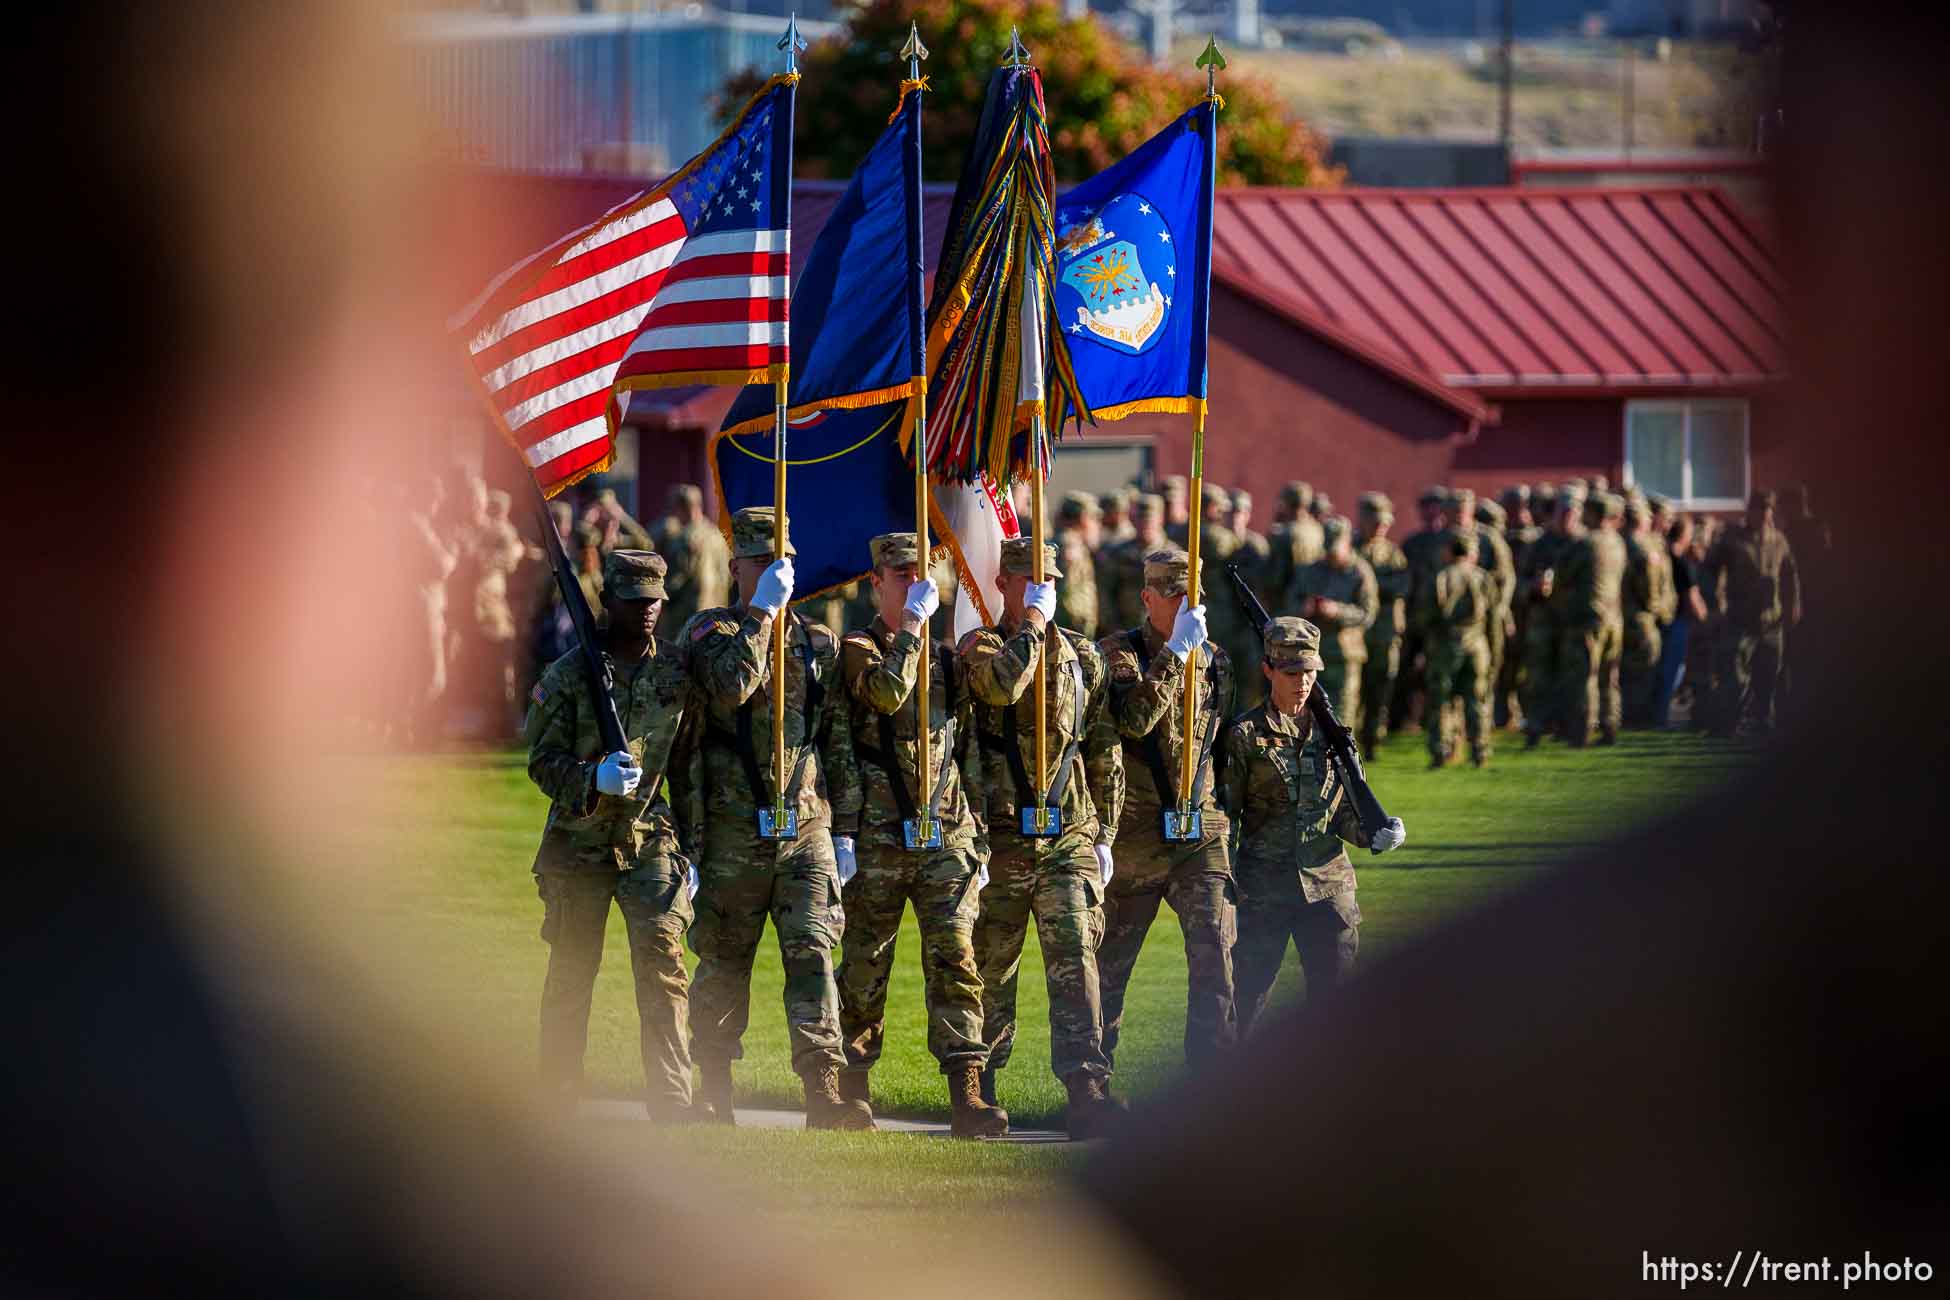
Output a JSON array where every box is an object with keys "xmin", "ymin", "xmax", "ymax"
[
  {"xmin": 1475, "ymin": 497, "xmax": 1506, "ymax": 528},
  {"xmin": 1101, "ymin": 488, "xmax": 1132, "ymax": 513},
  {"xmin": 1058, "ymin": 490, "xmax": 1101, "ymax": 522},
  {"xmin": 1419, "ymin": 484, "xmax": 1451, "ymax": 506},
  {"xmin": 1132, "ymin": 492, "xmax": 1165, "ymax": 520},
  {"xmin": 1311, "ymin": 492, "xmax": 1334, "ymax": 516},
  {"xmin": 1262, "ymin": 616, "xmax": 1325, "ymax": 672},
  {"xmin": 1231, "ymin": 488, "xmax": 1253, "ymax": 511},
  {"xmin": 1163, "ymin": 474, "xmax": 1189, "ymax": 498},
  {"xmin": 999, "ymin": 536, "xmax": 1062, "ymax": 580},
  {"xmin": 1597, "ymin": 492, "xmax": 1626, "ymax": 519},
  {"xmin": 1142, "ymin": 548, "xmax": 1200, "ymax": 597},
  {"xmin": 1532, "ymin": 481, "xmax": 1557, "ymax": 503},
  {"xmin": 1501, "ymin": 483, "xmax": 1531, "ymax": 506},
  {"xmin": 1358, "ymin": 490, "xmax": 1394, "ymax": 521},
  {"xmin": 666, "ymin": 482, "xmax": 704, "ymax": 509},
  {"xmin": 869, "ymin": 531, "xmax": 920, "ymax": 568},
  {"xmin": 729, "ymin": 505, "xmax": 795, "ymax": 559},
  {"xmin": 1626, "ymin": 496, "xmax": 1652, "ymax": 524},
  {"xmin": 1748, "ymin": 488, "xmax": 1777, "ymax": 510},
  {"xmin": 1648, "ymin": 492, "xmax": 1675, "ymax": 516},
  {"xmin": 1201, "ymin": 482, "xmax": 1230, "ymax": 513},
  {"xmin": 1279, "ymin": 480, "xmax": 1315, "ymax": 508},
  {"xmin": 1557, "ymin": 481, "xmax": 1588, "ymax": 507},
  {"xmin": 1321, "ymin": 514, "xmax": 1352, "ymax": 546},
  {"xmin": 1589, "ymin": 474, "xmax": 1611, "ymax": 493},
  {"xmin": 602, "ymin": 549, "xmax": 668, "ymax": 600},
  {"xmin": 1447, "ymin": 487, "xmax": 1476, "ymax": 517}
]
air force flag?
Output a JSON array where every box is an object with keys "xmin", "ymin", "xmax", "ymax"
[{"xmin": 1050, "ymin": 101, "xmax": 1216, "ymax": 428}]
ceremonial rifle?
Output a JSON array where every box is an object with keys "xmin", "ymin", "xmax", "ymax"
[
  {"xmin": 530, "ymin": 491, "xmax": 629, "ymax": 757},
  {"xmin": 1225, "ymin": 560, "xmax": 1392, "ymax": 851}
]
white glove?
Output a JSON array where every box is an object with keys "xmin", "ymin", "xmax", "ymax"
[
  {"xmin": 751, "ymin": 556, "xmax": 796, "ymax": 615},
  {"xmin": 1165, "ymin": 599, "xmax": 1209, "ymax": 661},
  {"xmin": 595, "ymin": 750, "xmax": 642, "ymax": 797},
  {"xmin": 1024, "ymin": 579, "xmax": 1058, "ymax": 623},
  {"xmin": 834, "ymin": 836, "xmax": 858, "ymax": 885},
  {"xmin": 1371, "ymin": 816, "xmax": 1407, "ymax": 854},
  {"xmin": 1094, "ymin": 843, "xmax": 1114, "ymax": 886},
  {"xmin": 686, "ymin": 864, "xmax": 700, "ymax": 900},
  {"xmin": 902, "ymin": 578, "xmax": 940, "ymax": 624}
]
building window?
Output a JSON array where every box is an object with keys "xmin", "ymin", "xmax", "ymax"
[{"xmin": 1623, "ymin": 399, "xmax": 1750, "ymax": 510}]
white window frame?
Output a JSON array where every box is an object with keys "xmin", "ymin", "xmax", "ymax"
[{"xmin": 1622, "ymin": 398, "xmax": 1751, "ymax": 511}]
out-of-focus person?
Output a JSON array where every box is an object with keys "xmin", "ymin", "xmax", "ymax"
[
  {"xmin": 1227, "ymin": 489, "xmax": 1271, "ymax": 702},
  {"xmin": 409, "ymin": 472, "xmax": 459, "ymax": 744},
  {"xmin": 1290, "ymin": 515, "xmax": 1377, "ymax": 727},
  {"xmin": 651, "ymin": 483, "xmax": 730, "ymax": 635},
  {"xmin": 1426, "ymin": 534, "xmax": 1495, "ymax": 768},
  {"xmin": 1099, "ymin": 487, "xmax": 1135, "ymax": 546},
  {"xmin": 1160, "ymin": 474, "xmax": 1189, "ymax": 534},
  {"xmin": 1701, "ymin": 490, "xmax": 1801, "ymax": 739},
  {"xmin": 1520, "ymin": 482, "xmax": 1585, "ymax": 747},
  {"xmin": 1653, "ymin": 512, "xmax": 1709, "ymax": 727},
  {"xmin": 1620, "ymin": 497, "xmax": 1676, "ymax": 728},
  {"xmin": 1054, "ymin": 490, "xmax": 1101, "ymax": 639},
  {"xmin": 1354, "ymin": 492, "xmax": 1409, "ymax": 759},
  {"xmin": 1096, "ymin": 493, "xmax": 1172, "ymax": 636},
  {"xmin": 1264, "ymin": 480, "xmax": 1324, "ymax": 604},
  {"xmin": 1555, "ymin": 493, "xmax": 1628, "ymax": 747}
]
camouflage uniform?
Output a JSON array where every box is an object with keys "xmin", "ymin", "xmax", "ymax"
[
  {"xmin": 1095, "ymin": 552, "xmax": 1237, "ymax": 1072},
  {"xmin": 523, "ymin": 552, "xmax": 698, "ymax": 1117},
  {"xmin": 1264, "ymin": 481, "xmax": 1325, "ymax": 612},
  {"xmin": 1221, "ymin": 618, "xmax": 1371, "ymax": 1034},
  {"xmin": 1096, "ymin": 495, "xmax": 1172, "ymax": 635},
  {"xmin": 1621, "ymin": 502, "xmax": 1677, "ymax": 727},
  {"xmin": 1498, "ymin": 486, "xmax": 1544, "ymax": 729},
  {"xmin": 650, "ymin": 485, "xmax": 731, "ymax": 637},
  {"xmin": 1289, "ymin": 516, "xmax": 1378, "ymax": 727},
  {"xmin": 1397, "ymin": 487, "xmax": 1454, "ymax": 735},
  {"xmin": 1099, "ymin": 488, "xmax": 1136, "ymax": 547},
  {"xmin": 1054, "ymin": 492, "xmax": 1101, "ymax": 640},
  {"xmin": 1701, "ymin": 494, "xmax": 1800, "ymax": 737},
  {"xmin": 1426, "ymin": 539, "xmax": 1495, "ymax": 766},
  {"xmin": 1554, "ymin": 493, "xmax": 1629, "ymax": 744},
  {"xmin": 1354, "ymin": 493, "xmax": 1409, "ymax": 754},
  {"xmin": 1470, "ymin": 498, "xmax": 1517, "ymax": 718},
  {"xmin": 680, "ymin": 510, "xmax": 863, "ymax": 1086},
  {"xmin": 835, "ymin": 539, "xmax": 987, "ymax": 1087},
  {"xmin": 963, "ymin": 541, "xmax": 1124, "ymax": 1093},
  {"xmin": 1520, "ymin": 484, "xmax": 1586, "ymax": 742}
]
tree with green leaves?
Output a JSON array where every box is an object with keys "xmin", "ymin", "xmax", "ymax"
[{"xmin": 723, "ymin": 0, "xmax": 1338, "ymax": 187}]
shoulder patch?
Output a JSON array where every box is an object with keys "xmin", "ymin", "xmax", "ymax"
[
  {"xmin": 956, "ymin": 628, "xmax": 989, "ymax": 654},
  {"xmin": 1111, "ymin": 659, "xmax": 1139, "ymax": 684},
  {"xmin": 692, "ymin": 618, "xmax": 736, "ymax": 642},
  {"xmin": 842, "ymin": 631, "xmax": 877, "ymax": 651},
  {"xmin": 529, "ymin": 680, "xmax": 550, "ymax": 706}
]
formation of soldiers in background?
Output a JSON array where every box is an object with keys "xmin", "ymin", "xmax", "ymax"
[
  {"xmin": 458, "ymin": 462, "xmax": 1816, "ymax": 1138},
  {"xmin": 401, "ymin": 462, "xmax": 1820, "ymax": 760}
]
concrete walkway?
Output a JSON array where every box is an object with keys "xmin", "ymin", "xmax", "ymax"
[{"xmin": 580, "ymin": 1097, "xmax": 1070, "ymax": 1143}]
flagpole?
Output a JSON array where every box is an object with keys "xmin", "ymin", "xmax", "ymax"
[
  {"xmin": 769, "ymin": 15, "xmax": 806, "ymax": 839},
  {"xmin": 901, "ymin": 22, "xmax": 934, "ymax": 849},
  {"xmin": 1176, "ymin": 39, "xmax": 1224, "ymax": 835}
]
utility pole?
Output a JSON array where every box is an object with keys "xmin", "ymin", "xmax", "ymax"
[
  {"xmin": 1621, "ymin": 39, "xmax": 1636, "ymax": 159},
  {"xmin": 1149, "ymin": 0, "xmax": 1173, "ymax": 65},
  {"xmin": 1497, "ymin": 0, "xmax": 1514, "ymax": 154}
]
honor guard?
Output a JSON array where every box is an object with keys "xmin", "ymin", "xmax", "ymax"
[
  {"xmin": 834, "ymin": 532, "xmax": 1007, "ymax": 1138},
  {"xmin": 1094, "ymin": 549, "xmax": 1238, "ymax": 1074},
  {"xmin": 961, "ymin": 538, "xmax": 1126, "ymax": 1140},
  {"xmin": 677, "ymin": 507, "xmax": 873, "ymax": 1130},
  {"xmin": 523, "ymin": 550, "xmax": 701, "ymax": 1122},
  {"xmin": 1220, "ymin": 618, "xmax": 1406, "ymax": 1037}
]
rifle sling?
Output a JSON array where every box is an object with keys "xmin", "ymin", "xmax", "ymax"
[
  {"xmin": 1123, "ymin": 628, "xmax": 1219, "ymax": 807},
  {"xmin": 706, "ymin": 613, "xmax": 818, "ymax": 806}
]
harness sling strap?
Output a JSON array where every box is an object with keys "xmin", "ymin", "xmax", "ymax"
[
  {"xmin": 1123, "ymin": 628, "xmax": 1222, "ymax": 806},
  {"xmin": 709, "ymin": 613, "xmax": 818, "ymax": 804}
]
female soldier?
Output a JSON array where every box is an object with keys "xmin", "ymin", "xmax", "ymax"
[{"xmin": 1221, "ymin": 617, "xmax": 1407, "ymax": 1036}]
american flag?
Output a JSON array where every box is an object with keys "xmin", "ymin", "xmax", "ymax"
[{"xmin": 457, "ymin": 77, "xmax": 795, "ymax": 497}]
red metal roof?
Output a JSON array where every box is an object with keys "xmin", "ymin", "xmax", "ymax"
[{"xmin": 1212, "ymin": 185, "xmax": 1782, "ymax": 397}]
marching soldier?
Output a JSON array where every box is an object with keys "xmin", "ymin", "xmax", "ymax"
[
  {"xmin": 1054, "ymin": 491, "xmax": 1102, "ymax": 639},
  {"xmin": 1497, "ymin": 486, "xmax": 1543, "ymax": 729},
  {"xmin": 1520, "ymin": 482, "xmax": 1586, "ymax": 747},
  {"xmin": 651, "ymin": 483, "xmax": 730, "ymax": 635},
  {"xmin": 1265, "ymin": 480, "xmax": 1325, "ymax": 603},
  {"xmin": 834, "ymin": 533, "xmax": 1007, "ymax": 1138},
  {"xmin": 1355, "ymin": 492, "xmax": 1409, "ymax": 758},
  {"xmin": 1095, "ymin": 551, "xmax": 1236, "ymax": 1076},
  {"xmin": 1162, "ymin": 474, "xmax": 1191, "ymax": 535},
  {"xmin": 1397, "ymin": 486, "xmax": 1452, "ymax": 737},
  {"xmin": 1555, "ymin": 492, "xmax": 1628, "ymax": 746},
  {"xmin": 678, "ymin": 507, "xmax": 874, "ymax": 1130},
  {"xmin": 1425, "ymin": 535, "xmax": 1495, "ymax": 768},
  {"xmin": 1228, "ymin": 489, "xmax": 1272, "ymax": 706},
  {"xmin": 1096, "ymin": 493, "xmax": 1172, "ymax": 635},
  {"xmin": 1290, "ymin": 515, "xmax": 1378, "ymax": 726},
  {"xmin": 962, "ymin": 538, "xmax": 1126, "ymax": 1140},
  {"xmin": 524, "ymin": 550, "xmax": 701, "ymax": 1122},
  {"xmin": 1100, "ymin": 488, "xmax": 1136, "ymax": 547},
  {"xmin": 1221, "ymin": 618, "xmax": 1406, "ymax": 1037},
  {"xmin": 1469, "ymin": 496, "xmax": 1517, "ymax": 729},
  {"xmin": 1621, "ymin": 498, "xmax": 1677, "ymax": 727}
]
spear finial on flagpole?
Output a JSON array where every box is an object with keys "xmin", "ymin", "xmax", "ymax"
[
  {"xmin": 778, "ymin": 12, "xmax": 808, "ymax": 73},
  {"xmin": 903, "ymin": 20, "xmax": 929, "ymax": 80},
  {"xmin": 1196, "ymin": 34, "xmax": 1227, "ymax": 100},
  {"xmin": 1004, "ymin": 25, "xmax": 1031, "ymax": 68}
]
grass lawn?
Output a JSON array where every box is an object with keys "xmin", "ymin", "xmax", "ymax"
[{"xmin": 314, "ymin": 728, "xmax": 1744, "ymax": 1217}]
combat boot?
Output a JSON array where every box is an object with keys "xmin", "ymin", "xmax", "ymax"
[
  {"xmin": 645, "ymin": 1097, "xmax": 707, "ymax": 1126},
  {"xmin": 948, "ymin": 1064, "xmax": 1009, "ymax": 1139},
  {"xmin": 1596, "ymin": 726, "xmax": 1618, "ymax": 746},
  {"xmin": 803, "ymin": 1065, "xmax": 876, "ymax": 1132},
  {"xmin": 697, "ymin": 1059, "xmax": 736, "ymax": 1126},
  {"xmin": 1063, "ymin": 1073, "xmax": 1123, "ymax": 1141},
  {"xmin": 838, "ymin": 1068, "xmax": 871, "ymax": 1110},
  {"xmin": 1470, "ymin": 745, "xmax": 1490, "ymax": 769},
  {"xmin": 978, "ymin": 1064, "xmax": 999, "ymax": 1108}
]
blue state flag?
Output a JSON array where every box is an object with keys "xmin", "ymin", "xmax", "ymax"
[
  {"xmin": 714, "ymin": 87, "xmax": 926, "ymax": 598},
  {"xmin": 1049, "ymin": 101, "xmax": 1217, "ymax": 428}
]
